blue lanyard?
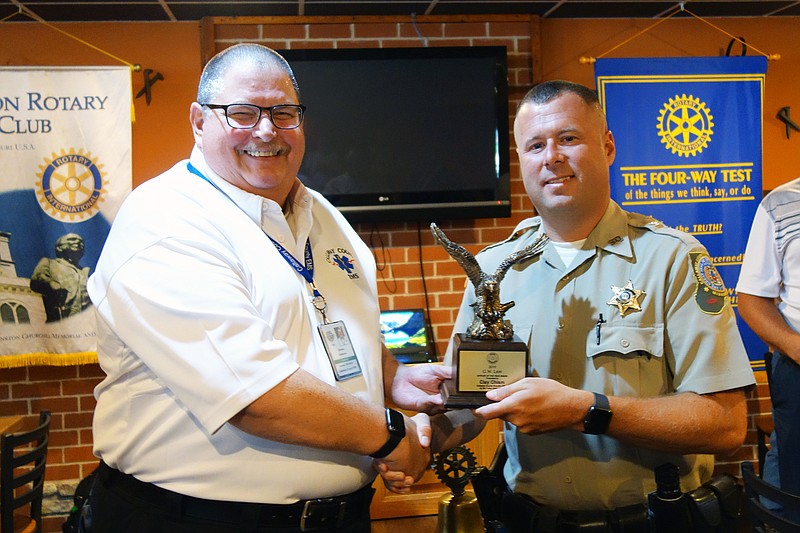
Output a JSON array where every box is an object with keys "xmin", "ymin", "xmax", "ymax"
[{"xmin": 186, "ymin": 162, "xmax": 329, "ymax": 323}]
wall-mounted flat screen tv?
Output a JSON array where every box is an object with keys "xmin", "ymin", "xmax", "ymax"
[{"xmin": 280, "ymin": 46, "xmax": 511, "ymax": 224}]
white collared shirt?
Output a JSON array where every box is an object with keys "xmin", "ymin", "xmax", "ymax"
[{"xmin": 89, "ymin": 147, "xmax": 383, "ymax": 503}]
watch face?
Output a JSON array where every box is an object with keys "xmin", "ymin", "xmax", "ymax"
[
  {"xmin": 585, "ymin": 406, "xmax": 612, "ymax": 435},
  {"xmin": 387, "ymin": 408, "xmax": 405, "ymax": 437}
]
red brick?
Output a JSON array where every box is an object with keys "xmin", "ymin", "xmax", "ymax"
[
  {"xmin": 354, "ymin": 23, "xmax": 398, "ymax": 39},
  {"xmin": 215, "ymin": 24, "xmax": 260, "ymax": 40},
  {"xmin": 28, "ymin": 365, "xmax": 78, "ymax": 381},
  {"xmin": 78, "ymin": 363, "xmax": 105, "ymax": 378},
  {"xmin": 338, "ymin": 40, "xmax": 381, "ymax": 49},
  {"xmin": 399, "ymin": 23, "xmax": 443, "ymax": 39},
  {"xmin": 50, "ymin": 429, "xmax": 80, "ymax": 447},
  {"xmin": 45, "ymin": 463, "xmax": 81, "ymax": 482},
  {"xmin": 64, "ymin": 444, "xmax": 97, "ymax": 463},
  {"xmin": 444, "ymin": 23, "xmax": 487, "ymax": 38},
  {"xmin": 0, "ymin": 401, "xmax": 29, "ymax": 416},
  {"xmin": 12, "ymin": 381, "xmax": 62, "ymax": 398},
  {"xmin": 61, "ymin": 378, "xmax": 101, "ymax": 396},
  {"xmin": 488, "ymin": 22, "xmax": 531, "ymax": 37},
  {"xmin": 289, "ymin": 40, "xmax": 336, "ymax": 50},
  {"xmin": 308, "ymin": 24, "xmax": 352, "ymax": 39},
  {"xmin": 262, "ymin": 24, "xmax": 307, "ymax": 40}
]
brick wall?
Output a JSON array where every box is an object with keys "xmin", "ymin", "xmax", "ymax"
[{"xmin": 0, "ymin": 15, "xmax": 770, "ymax": 532}]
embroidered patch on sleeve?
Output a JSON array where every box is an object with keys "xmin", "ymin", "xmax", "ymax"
[{"xmin": 689, "ymin": 252, "xmax": 727, "ymax": 314}]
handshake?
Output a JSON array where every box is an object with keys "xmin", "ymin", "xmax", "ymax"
[{"xmin": 372, "ymin": 363, "xmax": 486, "ymax": 494}]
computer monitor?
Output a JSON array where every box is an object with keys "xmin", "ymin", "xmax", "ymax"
[{"xmin": 379, "ymin": 308, "xmax": 434, "ymax": 364}]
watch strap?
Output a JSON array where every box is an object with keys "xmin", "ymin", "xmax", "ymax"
[
  {"xmin": 370, "ymin": 408, "xmax": 406, "ymax": 458},
  {"xmin": 583, "ymin": 392, "xmax": 612, "ymax": 435}
]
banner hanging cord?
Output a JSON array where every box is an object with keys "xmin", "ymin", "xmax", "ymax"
[
  {"xmin": 3, "ymin": 2, "xmax": 140, "ymax": 121},
  {"xmin": 580, "ymin": 2, "xmax": 780, "ymax": 64},
  {"xmin": 2, "ymin": 5, "xmax": 140, "ymax": 71}
]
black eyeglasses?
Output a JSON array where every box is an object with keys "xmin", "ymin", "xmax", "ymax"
[{"xmin": 202, "ymin": 103, "xmax": 306, "ymax": 130}]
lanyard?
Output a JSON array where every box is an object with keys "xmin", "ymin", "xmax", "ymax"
[{"xmin": 186, "ymin": 162, "xmax": 330, "ymax": 323}]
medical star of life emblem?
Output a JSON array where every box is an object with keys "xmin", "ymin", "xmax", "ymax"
[
  {"xmin": 607, "ymin": 280, "xmax": 646, "ymax": 316},
  {"xmin": 325, "ymin": 248, "xmax": 360, "ymax": 280}
]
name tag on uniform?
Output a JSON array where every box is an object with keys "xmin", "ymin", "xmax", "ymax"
[{"xmin": 318, "ymin": 321, "xmax": 362, "ymax": 381}]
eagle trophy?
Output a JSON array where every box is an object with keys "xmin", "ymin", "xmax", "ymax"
[{"xmin": 431, "ymin": 223, "xmax": 549, "ymax": 341}]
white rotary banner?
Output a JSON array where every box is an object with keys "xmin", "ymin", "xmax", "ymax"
[{"xmin": 0, "ymin": 66, "xmax": 132, "ymax": 367}]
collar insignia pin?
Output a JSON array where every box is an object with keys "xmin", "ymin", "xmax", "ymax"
[{"xmin": 607, "ymin": 280, "xmax": 645, "ymax": 316}]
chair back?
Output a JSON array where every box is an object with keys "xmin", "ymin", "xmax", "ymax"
[
  {"xmin": 0, "ymin": 411, "xmax": 51, "ymax": 533},
  {"xmin": 742, "ymin": 460, "xmax": 800, "ymax": 533}
]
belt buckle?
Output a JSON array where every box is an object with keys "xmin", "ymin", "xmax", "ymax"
[{"xmin": 300, "ymin": 497, "xmax": 346, "ymax": 532}]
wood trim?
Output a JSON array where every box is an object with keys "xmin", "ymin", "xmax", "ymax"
[
  {"xmin": 529, "ymin": 15, "xmax": 543, "ymax": 84},
  {"xmin": 202, "ymin": 14, "xmax": 534, "ymax": 25}
]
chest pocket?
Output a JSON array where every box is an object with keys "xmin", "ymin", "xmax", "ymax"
[
  {"xmin": 587, "ymin": 323, "xmax": 664, "ymax": 359},
  {"xmin": 585, "ymin": 323, "xmax": 666, "ymax": 397}
]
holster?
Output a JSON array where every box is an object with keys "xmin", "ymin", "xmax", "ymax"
[
  {"xmin": 686, "ymin": 473, "xmax": 742, "ymax": 532},
  {"xmin": 470, "ymin": 442, "xmax": 509, "ymax": 533}
]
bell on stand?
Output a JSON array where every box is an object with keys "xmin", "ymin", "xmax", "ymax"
[{"xmin": 433, "ymin": 445, "xmax": 486, "ymax": 533}]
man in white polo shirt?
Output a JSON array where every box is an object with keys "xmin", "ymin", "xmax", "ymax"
[{"xmin": 86, "ymin": 43, "xmax": 447, "ymax": 533}]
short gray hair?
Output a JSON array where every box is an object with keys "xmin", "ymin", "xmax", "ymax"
[{"xmin": 197, "ymin": 43, "xmax": 300, "ymax": 104}]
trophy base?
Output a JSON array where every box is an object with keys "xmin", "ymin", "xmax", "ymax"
[
  {"xmin": 440, "ymin": 379, "xmax": 494, "ymax": 408},
  {"xmin": 441, "ymin": 333, "xmax": 529, "ymax": 409}
]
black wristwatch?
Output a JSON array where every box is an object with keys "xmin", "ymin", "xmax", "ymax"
[
  {"xmin": 370, "ymin": 408, "xmax": 406, "ymax": 458},
  {"xmin": 583, "ymin": 392, "xmax": 612, "ymax": 435}
]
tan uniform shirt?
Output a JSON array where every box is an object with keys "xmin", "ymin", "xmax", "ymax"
[{"xmin": 450, "ymin": 200, "xmax": 755, "ymax": 510}]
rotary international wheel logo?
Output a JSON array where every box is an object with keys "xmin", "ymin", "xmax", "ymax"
[
  {"xmin": 36, "ymin": 148, "xmax": 107, "ymax": 221},
  {"xmin": 656, "ymin": 94, "xmax": 714, "ymax": 157}
]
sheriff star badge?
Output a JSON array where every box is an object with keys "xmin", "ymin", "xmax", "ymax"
[{"xmin": 607, "ymin": 280, "xmax": 646, "ymax": 316}]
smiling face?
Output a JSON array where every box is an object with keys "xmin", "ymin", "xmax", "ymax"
[
  {"xmin": 190, "ymin": 61, "xmax": 305, "ymax": 205},
  {"xmin": 514, "ymin": 92, "xmax": 616, "ymax": 241}
]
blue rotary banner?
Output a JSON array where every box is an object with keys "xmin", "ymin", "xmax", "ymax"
[
  {"xmin": 0, "ymin": 67, "xmax": 131, "ymax": 367},
  {"xmin": 595, "ymin": 56, "xmax": 768, "ymax": 366}
]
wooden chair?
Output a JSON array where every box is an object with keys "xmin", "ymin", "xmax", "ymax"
[
  {"xmin": 742, "ymin": 461, "xmax": 800, "ymax": 533},
  {"xmin": 1, "ymin": 411, "xmax": 51, "ymax": 533}
]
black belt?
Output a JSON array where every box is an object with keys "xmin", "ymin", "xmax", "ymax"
[
  {"xmin": 501, "ymin": 491, "xmax": 649, "ymax": 533},
  {"xmin": 96, "ymin": 462, "xmax": 374, "ymax": 531}
]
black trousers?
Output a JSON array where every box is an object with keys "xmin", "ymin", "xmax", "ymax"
[
  {"xmin": 87, "ymin": 462, "xmax": 374, "ymax": 533},
  {"xmin": 501, "ymin": 492, "xmax": 649, "ymax": 533}
]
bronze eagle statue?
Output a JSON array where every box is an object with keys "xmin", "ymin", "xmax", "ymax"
[{"xmin": 431, "ymin": 223, "xmax": 549, "ymax": 340}]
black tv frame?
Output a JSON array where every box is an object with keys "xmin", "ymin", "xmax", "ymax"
[{"xmin": 279, "ymin": 46, "xmax": 512, "ymax": 224}]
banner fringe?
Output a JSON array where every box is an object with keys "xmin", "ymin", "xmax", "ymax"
[{"xmin": 0, "ymin": 351, "xmax": 98, "ymax": 369}]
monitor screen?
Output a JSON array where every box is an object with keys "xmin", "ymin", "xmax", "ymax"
[
  {"xmin": 379, "ymin": 308, "xmax": 433, "ymax": 363},
  {"xmin": 280, "ymin": 46, "xmax": 511, "ymax": 223}
]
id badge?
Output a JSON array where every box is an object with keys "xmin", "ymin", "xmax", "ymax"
[{"xmin": 318, "ymin": 320, "xmax": 362, "ymax": 381}]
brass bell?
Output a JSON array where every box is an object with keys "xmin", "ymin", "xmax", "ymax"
[
  {"xmin": 433, "ymin": 446, "xmax": 485, "ymax": 533},
  {"xmin": 435, "ymin": 489, "xmax": 485, "ymax": 533}
]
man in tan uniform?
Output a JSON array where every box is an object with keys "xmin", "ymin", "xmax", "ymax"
[{"xmin": 424, "ymin": 80, "xmax": 755, "ymax": 533}]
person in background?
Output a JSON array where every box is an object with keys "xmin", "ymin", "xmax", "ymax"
[
  {"xmin": 86, "ymin": 43, "xmax": 447, "ymax": 533},
  {"xmin": 30, "ymin": 232, "xmax": 91, "ymax": 322},
  {"xmin": 737, "ymin": 176, "xmax": 800, "ymax": 521},
  {"xmin": 413, "ymin": 80, "xmax": 755, "ymax": 533}
]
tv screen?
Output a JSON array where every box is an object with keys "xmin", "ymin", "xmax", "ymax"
[{"xmin": 280, "ymin": 46, "xmax": 511, "ymax": 223}]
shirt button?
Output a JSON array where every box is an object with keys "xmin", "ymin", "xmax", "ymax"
[
  {"xmin": 563, "ymin": 274, "xmax": 570, "ymax": 282},
  {"xmin": 557, "ymin": 320, "xmax": 565, "ymax": 329},
  {"xmin": 564, "ymin": 476, "xmax": 572, "ymax": 483},
  {"xmin": 620, "ymin": 339, "xmax": 630, "ymax": 348}
]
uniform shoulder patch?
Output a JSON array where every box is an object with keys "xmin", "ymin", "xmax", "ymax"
[{"xmin": 689, "ymin": 251, "xmax": 727, "ymax": 314}]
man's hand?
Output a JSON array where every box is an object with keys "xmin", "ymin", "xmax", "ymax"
[
  {"xmin": 474, "ymin": 377, "xmax": 590, "ymax": 434},
  {"xmin": 389, "ymin": 363, "xmax": 451, "ymax": 415},
  {"xmin": 374, "ymin": 413, "xmax": 432, "ymax": 494}
]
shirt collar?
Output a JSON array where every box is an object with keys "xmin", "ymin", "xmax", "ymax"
[
  {"xmin": 586, "ymin": 200, "xmax": 633, "ymax": 260},
  {"xmin": 189, "ymin": 146, "xmax": 313, "ymax": 240}
]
